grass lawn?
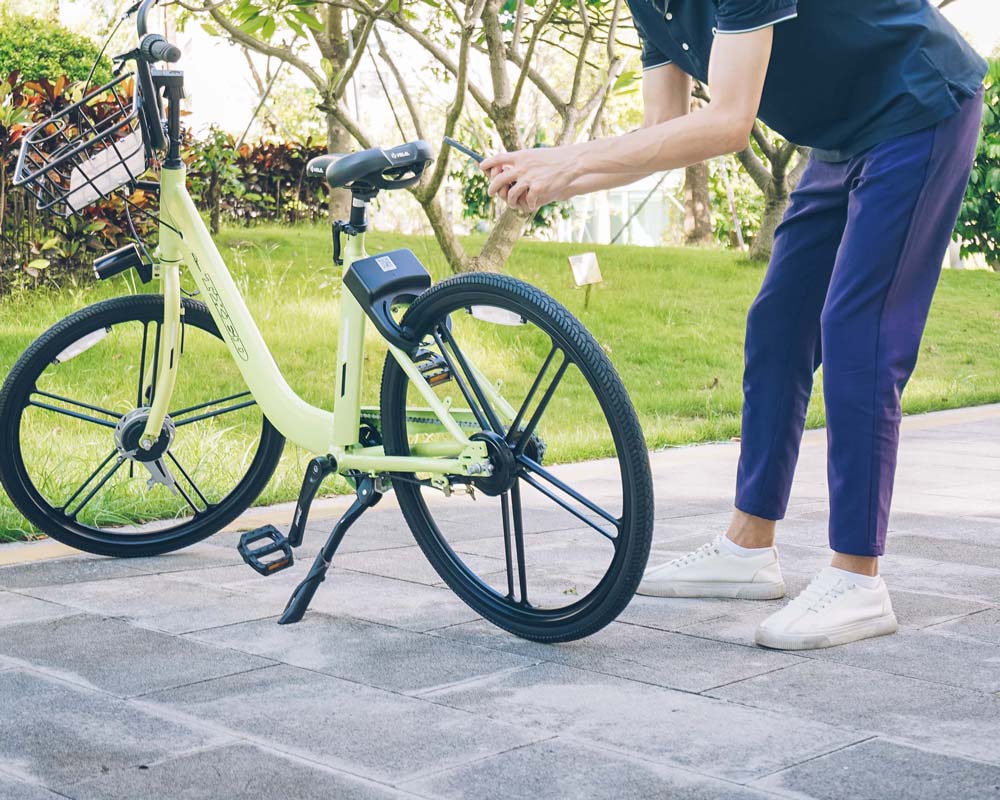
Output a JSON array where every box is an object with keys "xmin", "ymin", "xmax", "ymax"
[{"xmin": 1, "ymin": 223, "xmax": 998, "ymax": 539}]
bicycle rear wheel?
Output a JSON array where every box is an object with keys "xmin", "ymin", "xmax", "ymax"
[
  {"xmin": 0, "ymin": 295, "xmax": 284, "ymax": 556},
  {"xmin": 380, "ymin": 273, "xmax": 654, "ymax": 642}
]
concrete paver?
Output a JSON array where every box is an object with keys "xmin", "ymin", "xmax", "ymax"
[{"xmin": 0, "ymin": 404, "xmax": 997, "ymax": 798}]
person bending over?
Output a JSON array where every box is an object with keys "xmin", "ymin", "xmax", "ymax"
[{"xmin": 481, "ymin": 0, "xmax": 986, "ymax": 650}]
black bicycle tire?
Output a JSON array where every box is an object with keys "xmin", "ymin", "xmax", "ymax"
[
  {"xmin": 380, "ymin": 272, "xmax": 654, "ymax": 642},
  {"xmin": 0, "ymin": 294, "xmax": 285, "ymax": 557}
]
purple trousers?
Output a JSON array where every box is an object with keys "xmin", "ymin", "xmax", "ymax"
[{"xmin": 735, "ymin": 88, "xmax": 984, "ymax": 557}]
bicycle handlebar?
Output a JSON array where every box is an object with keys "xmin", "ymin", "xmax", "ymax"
[
  {"xmin": 136, "ymin": 0, "xmax": 157, "ymax": 36},
  {"xmin": 135, "ymin": 0, "xmax": 181, "ymax": 62},
  {"xmin": 141, "ymin": 34, "xmax": 182, "ymax": 64}
]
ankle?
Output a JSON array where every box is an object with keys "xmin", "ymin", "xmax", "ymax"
[
  {"xmin": 726, "ymin": 509, "xmax": 776, "ymax": 549},
  {"xmin": 830, "ymin": 552, "xmax": 878, "ymax": 577}
]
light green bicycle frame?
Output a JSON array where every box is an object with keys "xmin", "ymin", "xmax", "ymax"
[{"xmin": 137, "ymin": 164, "xmax": 513, "ymax": 478}]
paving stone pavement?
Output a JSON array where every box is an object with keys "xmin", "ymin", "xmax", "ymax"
[{"xmin": 1, "ymin": 405, "xmax": 998, "ymax": 799}]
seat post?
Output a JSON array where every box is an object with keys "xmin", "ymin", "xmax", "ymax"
[
  {"xmin": 332, "ymin": 190, "xmax": 377, "ymax": 266},
  {"xmin": 349, "ymin": 190, "xmax": 374, "ymax": 232}
]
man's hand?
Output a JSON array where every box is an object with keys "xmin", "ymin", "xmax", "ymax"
[{"xmin": 480, "ymin": 147, "xmax": 579, "ymax": 213}]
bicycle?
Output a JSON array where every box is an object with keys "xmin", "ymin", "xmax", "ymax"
[{"xmin": 1, "ymin": 0, "xmax": 654, "ymax": 641}]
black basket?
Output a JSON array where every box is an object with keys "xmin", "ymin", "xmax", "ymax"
[{"xmin": 13, "ymin": 72, "xmax": 150, "ymax": 217}]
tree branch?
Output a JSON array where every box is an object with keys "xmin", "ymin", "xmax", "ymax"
[
  {"xmin": 750, "ymin": 122, "xmax": 777, "ymax": 163},
  {"xmin": 736, "ymin": 146, "xmax": 772, "ymax": 191},
  {"xmin": 384, "ymin": 11, "xmax": 492, "ymax": 114},
  {"xmin": 512, "ymin": 0, "xmax": 561, "ymax": 112},
  {"xmin": 203, "ymin": 3, "xmax": 325, "ymax": 91},
  {"xmin": 374, "ymin": 27, "xmax": 426, "ymax": 141}
]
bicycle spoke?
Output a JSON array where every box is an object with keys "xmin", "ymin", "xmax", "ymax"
[
  {"xmin": 517, "ymin": 455, "xmax": 620, "ymax": 529},
  {"xmin": 65, "ymin": 455, "xmax": 125, "ymax": 519},
  {"xmin": 437, "ymin": 323, "xmax": 506, "ymax": 434},
  {"xmin": 510, "ymin": 481, "xmax": 529, "ymax": 605},
  {"xmin": 169, "ymin": 468, "xmax": 202, "ymax": 516},
  {"xmin": 27, "ymin": 398, "xmax": 118, "ymax": 429},
  {"xmin": 506, "ymin": 344, "xmax": 558, "ymax": 442},
  {"xmin": 32, "ymin": 391, "xmax": 118, "ymax": 419},
  {"xmin": 166, "ymin": 450, "xmax": 211, "ymax": 509},
  {"xmin": 61, "ymin": 450, "xmax": 117, "ymax": 512},
  {"xmin": 430, "ymin": 327, "xmax": 491, "ymax": 432},
  {"xmin": 172, "ymin": 399, "xmax": 256, "ymax": 427},
  {"xmin": 170, "ymin": 391, "xmax": 252, "ymax": 419},
  {"xmin": 500, "ymin": 492, "xmax": 516, "ymax": 600},
  {"xmin": 512, "ymin": 354, "xmax": 569, "ymax": 455},
  {"xmin": 518, "ymin": 468, "xmax": 619, "ymax": 543}
]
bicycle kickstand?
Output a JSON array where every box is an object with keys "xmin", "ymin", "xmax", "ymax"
[{"xmin": 278, "ymin": 475, "xmax": 382, "ymax": 625}]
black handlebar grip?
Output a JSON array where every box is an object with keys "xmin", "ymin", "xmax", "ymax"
[{"xmin": 140, "ymin": 34, "xmax": 182, "ymax": 64}]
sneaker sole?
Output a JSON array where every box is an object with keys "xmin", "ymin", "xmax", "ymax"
[
  {"xmin": 754, "ymin": 613, "xmax": 899, "ymax": 651},
  {"xmin": 636, "ymin": 580, "xmax": 786, "ymax": 600}
]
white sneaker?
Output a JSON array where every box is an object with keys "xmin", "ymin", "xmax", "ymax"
[
  {"xmin": 755, "ymin": 567, "xmax": 898, "ymax": 650},
  {"xmin": 637, "ymin": 536, "xmax": 785, "ymax": 599}
]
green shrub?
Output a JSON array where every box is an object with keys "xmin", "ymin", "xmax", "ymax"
[
  {"xmin": 956, "ymin": 58, "xmax": 1000, "ymax": 270},
  {"xmin": 0, "ymin": 14, "xmax": 110, "ymax": 85}
]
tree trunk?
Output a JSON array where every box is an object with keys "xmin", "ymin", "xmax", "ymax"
[
  {"xmin": 469, "ymin": 207, "xmax": 528, "ymax": 272},
  {"xmin": 748, "ymin": 180, "xmax": 789, "ymax": 262},
  {"xmin": 421, "ymin": 194, "xmax": 471, "ymax": 271},
  {"xmin": 417, "ymin": 194, "xmax": 527, "ymax": 274},
  {"xmin": 325, "ymin": 111, "xmax": 352, "ymax": 222},
  {"xmin": 323, "ymin": 6, "xmax": 353, "ymax": 222},
  {"xmin": 683, "ymin": 161, "xmax": 713, "ymax": 245},
  {"xmin": 208, "ymin": 176, "xmax": 221, "ymax": 235}
]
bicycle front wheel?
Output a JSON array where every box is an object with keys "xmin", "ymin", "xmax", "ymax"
[
  {"xmin": 380, "ymin": 273, "xmax": 654, "ymax": 642},
  {"xmin": 0, "ymin": 295, "xmax": 285, "ymax": 556}
]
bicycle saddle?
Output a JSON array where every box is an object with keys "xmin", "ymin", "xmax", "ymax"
[{"xmin": 307, "ymin": 140, "xmax": 434, "ymax": 192}]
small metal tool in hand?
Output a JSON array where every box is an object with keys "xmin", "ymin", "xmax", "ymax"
[{"xmin": 443, "ymin": 136, "xmax": 485, "ymax": 163}]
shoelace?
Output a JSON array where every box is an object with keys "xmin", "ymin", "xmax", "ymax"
[
  {"xmin": 790, "ymin": 575, "xmax": 855, "ymax": 613},
  {"xmin": 669, "ymin": 540, "xmax": 721, "ymax": 568}
]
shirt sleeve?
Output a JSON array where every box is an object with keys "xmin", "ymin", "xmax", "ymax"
[
  {"xmin": 715, "ymin": 0, "xmax": 797, "ymax": 34},
  {"xmin": 628, "ymin": 8, "xmax": 671, "ymax": 71},
  {"xmin": 641, "ymin": 38, "xmax": 672, "ymax": 71}
]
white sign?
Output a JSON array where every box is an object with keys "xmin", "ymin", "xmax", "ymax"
[{"xmin": 568, "ymin": 252, "xmax": 603, "ymax": 287}]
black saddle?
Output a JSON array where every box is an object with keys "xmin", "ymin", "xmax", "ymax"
[{"xmin": 307, "ymin": 140, "xmax": 434, "ymax": 193}]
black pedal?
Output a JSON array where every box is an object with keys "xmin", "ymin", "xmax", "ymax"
[
  {"xmin": 238, "ymin": 525, "xmax": 294, "ymax": 575},
  {"xmin": 413, "ymin": 348, "xmax": 451, "ymax": 386}
]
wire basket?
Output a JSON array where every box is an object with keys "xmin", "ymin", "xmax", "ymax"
[{"xmin": 14, "ymin": 72, "xmax": 150, "ymax": 217}]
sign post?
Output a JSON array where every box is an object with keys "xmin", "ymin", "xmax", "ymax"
[{"xmin": 568, "ymin": 252, "xmax": 603, "ymax": 309}]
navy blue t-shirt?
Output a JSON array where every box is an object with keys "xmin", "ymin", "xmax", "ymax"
[{"xmin": 627, "ymin": 0, "xmax": 988, "ymax": 161}]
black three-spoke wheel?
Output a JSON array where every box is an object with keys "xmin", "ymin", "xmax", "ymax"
[
  {"xmin": 380, "ymin": 273, "xmax": 654, "ymax": 642},
  {"xmin": 0, "ymin": 295, "xmax": 284, "ymax": 556}
]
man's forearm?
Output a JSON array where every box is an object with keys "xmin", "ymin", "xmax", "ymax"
[
  {"xmin": 481, "ymin": 29, "xmax": 770, "ymax": 211},
  {"xmin": 564, "ymin": 105, "xmax": 749, "ymax": 184},
  {"xmin": 566, "ymin": 170, "xmax": 653, "ymax": 195}
]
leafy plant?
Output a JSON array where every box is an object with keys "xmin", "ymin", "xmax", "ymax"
[
  {"xmin": 187, "ymin": 126, "xmax": 244, "ymax": 234},
  {"xmin": 708, "ymin": 154, "xmax": 764, "ymax": 250},
  {"xmin": 956, "ymin": 59, "xmax": 1000, "ymax": 270},
  {"xmin": 0, "ymin": 14, "xmax": 111, "ymax": 85}
]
